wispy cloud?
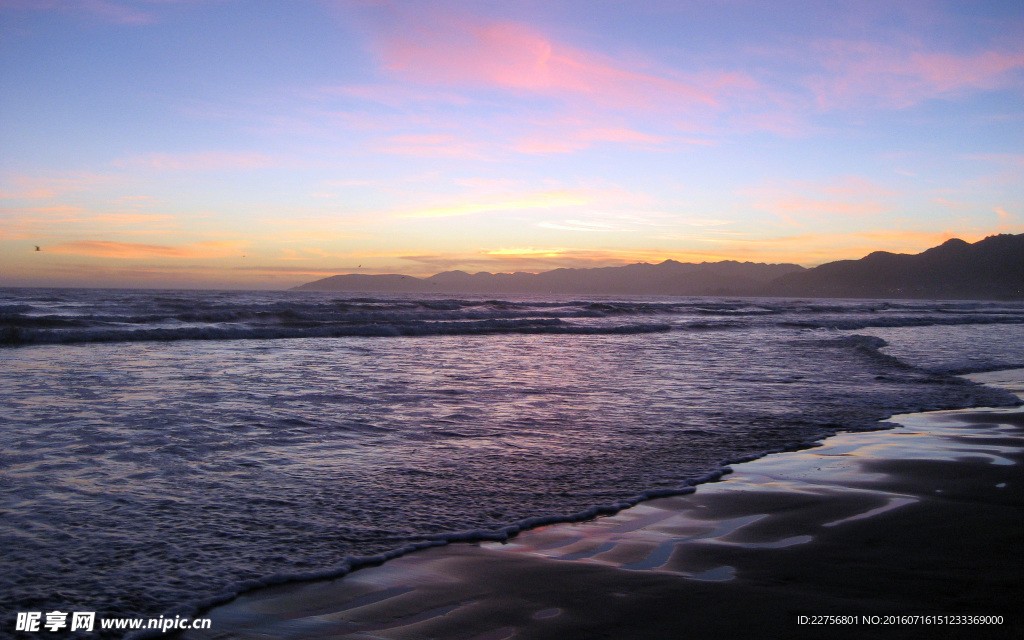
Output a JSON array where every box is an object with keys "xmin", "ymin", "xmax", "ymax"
[
  {"xmin": 395, "ymin": 246, "xmax": 696, "ymax": 274},
  {"xmin": 374, "ymin": 15, "xmax": 736, "ymax": 111},
  {"xmin": 0, "ymin": 172, "xmax": 115, "ymax": 200},
  {"xmin": 114, "ymin": 151, "xmax": 279, "ymax": 171},
  {"xmin": 46, "ymin": 240, "xmax": 244, "ymax": 259},
  {"xmin": 313, "ymin": 84, "xmax": 717, "ymax": 158},
  {"xmin": 745, "ymin": 177, "xmax": 897, "ymax": 224},
  {"xmin": 1, "ymin": 0, "xmax": 229, "ymax": 25},
  {"xmin": 397, "ymin": 190, "xmax": 591, "ymax": 219},
  {"xmin": 809, "ymin": 40, "xmax": 1024, "ymax": 109},
  {"xmin": 511, "ymin": 124, "xmax": 687, "ymax": 155},
  {"xmin": 691, "ymin": 228, "xmax": 1006, "ymax": 265},
  {"xmin": 1, "ymin": 202, "xmax": 180, "ymax": 241},
  {"xmin": 277, "ymin": 247, "xmax": 358, "ymax": 261},
  {"xmin": 537, "ymin": 219, "xmax": 618, "ymax": 232},
  {"xmin": 373, "ymin": 134, "xmax": 484, "ymax": 159},
  {"xmin": 964, "ymin": 153, "xmax": 1024, "ymax": 166},
  {"xmin": 994, "ymin": 206, "xmax": 1009, "ymax": 220},
  {"xmin": 321, "ymin": 84, "xmax": 473, "ymax": 108},
  {"xmin": 0, "ymin": 0, "xmax": 156, "ymax": 24},
  {"xmin": 483, "ymin": 247, "xmax": 574, "ymax": 258},
  {"xmin": 454, "ymin": 177, "xmax": 522, "ymax": 190}
]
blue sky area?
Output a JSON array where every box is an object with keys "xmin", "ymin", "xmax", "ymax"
[{"xmin": 1, "ymin": 0, "xmax": 1022, "ymax": 288}]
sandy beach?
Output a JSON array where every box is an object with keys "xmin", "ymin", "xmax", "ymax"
[{"xmin": 182, "ymin": 370, "xmax": 1024, "ymax": 640}]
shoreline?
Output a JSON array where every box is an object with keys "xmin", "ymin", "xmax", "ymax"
[{"xmin": 181, "ymin": 370, "xmax": 1024, "ymax": 639}]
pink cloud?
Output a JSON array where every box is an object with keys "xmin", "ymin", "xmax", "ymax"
[
  {"xmin": 77, "ymin": 0, "xmax": 154, "ymax": 24},
  {"xmin": 513, "ymin": 137, "xmax": 591, "ymax": 155},
  {"xmin": 397, "ymin": 189, "xmax": 591, "ymax": 219},
  {"xmin": 1, "ymin": 0, "xmax": 225, "ymax": 23},
  {"xmin": 579, "ymin": 127, "xmax": 670, "ymax": 144},
  {"xmin": 373, "ymin": 134, "xmax": 483, "ymax": 159},
  {"xmin": 811, "ymin": 41, "xmax": 1024, "ymax": 109},
  {"xmin": 324, "ymin": 84, "xmax": 472, "ymax": 108},
  {"xmin": 115, "ymin": 151, "xmax": 277, "ymax": 171},
  {"xmin": 0, "ymin": 0, "xmax": 155, "ymax": 24},
  {"xmin": 388, "ymin": 134, "xmax": 458, "ymax": 145},
  {"xmin": 726, "ymin": 110, "xmax": 808, "ymax": 137},
  {"xmin": 373, "ymin": 14, "xmax": 752, "ymax": 112},
  {"xmin": 909, "ymin": 50, "xmax": 1024, "ymax": 93},
  {"xmin": 964, "ymin": 153, "xmax": 1024, "ymax": 165},
  {"xmin": 511, "ymin": 121, "xmax": 705, "ymax": 155}
]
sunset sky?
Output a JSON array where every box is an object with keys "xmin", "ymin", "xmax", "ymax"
[{"xmin": 1, "ymin": 0, "xmax": 1022, "ymax": 289}]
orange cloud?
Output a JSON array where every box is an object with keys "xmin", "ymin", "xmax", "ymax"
[
  {"xmin": 933, "ymin": 197, "xmax": 972, "ymax": 211},
  {"xmin": 483, "ymin": 247, "xmax": 573, "ymax": 258},
  {"xmin": 747, "ymin": 177, "xmax": 896, "ymax": 223},
  {"xmin": 767, "ymin": 197, "xmax": 885, "ymax": 217},
  {"xmin": 277, "ymin": 247, "xmax": 356, "ymax": 261},
  {"xmin": 394, "ymin": 247, "xmax": 693, "ymax": 275},
  {"xmin": 5, "ymin": 204, "xmax": 89, "ymax": 221},
  {"xmin": 692, "ymin": 229, "xmax": 1003, "ymax": 265},
  {"xmin": 88, "ymin": 213, "xmax": 175, "ymax": 225},
  {"xmin": 1, "ymin": 204, "xmax": 179, "ymax": 239},
  {"xmin": 0, "ymin": 172, "xmax": 114, "ymax": 200},
  {"xmin": 46, "ymin": 240, "xmax": 244, "ymax": 259},
  {"xmin": 537, "ymin": 220, "xmax": 617, "ymax": 232}
]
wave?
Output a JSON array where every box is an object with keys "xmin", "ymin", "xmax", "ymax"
[
  {"xmin": 130, "ymin": 464, "xmax": 752, "ymax": 637},
  {"xmin": 0, "ymin": 318, "xmax": 673, "ymax": 346},
  {"xmin": 3, "ymin": 291, "xmax": 1024, "ymax": 348},
  {"xmin": 144, "ymin": 344, "xmax": 1021, "ymax": 634},
  {"xmin": 5, "ymin": 290, "xmax": 1023, "ymax": 638},
  {"xmin": 779, "ymin": 315, "xmax": 1024, "ymax": 330}
]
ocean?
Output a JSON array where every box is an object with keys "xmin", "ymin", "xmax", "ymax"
[{"xmin": 2, "ymin": 288, "xmax": 1024, "ymax": 636}]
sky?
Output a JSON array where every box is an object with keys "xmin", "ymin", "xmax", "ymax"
[{"xmin": 1, "ymin": 0, "xmax": 1022, "ymax": 289}]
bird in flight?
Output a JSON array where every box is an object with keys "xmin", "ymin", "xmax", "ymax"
[{"xmin": 34, "ymin": 245, "xmax": 40, "ymax": 252}]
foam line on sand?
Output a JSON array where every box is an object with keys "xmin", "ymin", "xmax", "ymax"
[{"xmin": 182, "ymin": 369, "xmax": 1024, "ymax": 640}]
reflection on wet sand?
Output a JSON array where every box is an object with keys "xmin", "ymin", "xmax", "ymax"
[{"xmin": 184, "ymin": 369, "xmax": 1024, "ymax": 640}]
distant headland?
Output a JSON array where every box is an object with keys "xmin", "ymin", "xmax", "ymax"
[{"xmin": 294, "ymin": 234, "xmax": 1024, "ymax": 300}]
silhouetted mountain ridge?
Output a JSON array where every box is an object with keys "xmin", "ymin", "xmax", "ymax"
[
  {"xmin": 769, "ymin": 234, "xmax": 1023, "ymax": 299},
  {"xmin": 295, "ymin": 260, "xmax": 803, "ymax": 295},
  {"xmin": 294, "ymin": 234, "xmax": 1024, "ymax": 300}
]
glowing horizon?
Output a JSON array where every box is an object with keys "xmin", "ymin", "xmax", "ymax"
[{"xmin": 1, "ymin": 1, "xmax": 1022, "ymax": 289}]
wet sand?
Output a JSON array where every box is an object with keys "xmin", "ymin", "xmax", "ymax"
[{"xmin": 183, "ymin": 370, "xmax": 1024, "ymax": 640}]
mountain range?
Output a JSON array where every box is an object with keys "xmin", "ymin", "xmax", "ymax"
[{"xmin": 294, "ymin": 233, "xmax": 1024, "ymax": 300}]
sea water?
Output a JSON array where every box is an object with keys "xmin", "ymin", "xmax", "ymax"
[{"xmin": 2, "ymin": 289, "xmax": 1023, "ymax": 635}]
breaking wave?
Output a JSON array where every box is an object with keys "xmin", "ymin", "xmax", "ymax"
[{"xmin": 2, "ymin": 289, "xmax": 1024, "ymax": 347}]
